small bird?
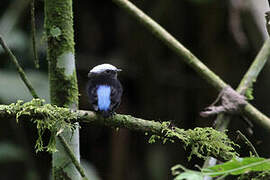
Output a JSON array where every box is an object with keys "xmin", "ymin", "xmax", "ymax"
[{"xmin": 87, "ymin": 64, "xmax": 123, "ymax": 118}]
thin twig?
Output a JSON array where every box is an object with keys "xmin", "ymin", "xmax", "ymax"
[
  {"xmin": 58, "ymin": 135, "xmax": 88, "ymax": 179},
  {"xmin": 0, "ymin": 35, "xmax": 39, "ymax": 98},
  {"xmin": 30, "ymin": 0, "xmax": 39, "ymax": 68},
  {"xmin": 236, "ymin": 130, "xmax": 259, "ymax": 157},
  {"xmin": 0, "ymin": 0, "xmax": 30, "ymax": 34}
]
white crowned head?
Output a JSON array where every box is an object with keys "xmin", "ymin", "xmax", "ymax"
[
  {"xmin": 90, "ymin": 64, "xmax": 121, "ymax": 73},
  {"xmin": 88, "ymin": 64, "xmax": 122, "ymax": 78}
]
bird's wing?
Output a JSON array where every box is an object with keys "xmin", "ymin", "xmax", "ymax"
[
  {"xmin": 91, "ymin": 87, "xmax": 99, "ymax": 111},
  {"xmin": 87, "ymin": 82, "xmax": 99, "ymax": 111},
  {"xmin": 109, "ymin": 83, "xmax": 123, "ymax": 112}
]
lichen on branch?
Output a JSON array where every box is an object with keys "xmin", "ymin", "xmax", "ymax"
[
  {"xmin": 0, "ymin": 99, "xmax": 238, "ymax": 160},
  {"xmin": 0, "ymin": 99, "xmax": 78, "ymax": 152},
  {"xmin": 148, "ymin": 122, "xmax": 238, "ymax": 161}
]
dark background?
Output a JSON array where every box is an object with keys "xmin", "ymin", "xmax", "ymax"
[{"xmin": 0, "ymin": 0, "xmax": 269, "ymax": 179}]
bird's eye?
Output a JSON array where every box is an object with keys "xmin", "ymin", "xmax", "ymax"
[{"xmin": 105, "ymin": 70, "xmax": 110, "ymax": 73}]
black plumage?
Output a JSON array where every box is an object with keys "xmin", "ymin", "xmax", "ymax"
[{"xmin": 87, "ymin": 68, "xmax": 123, "ymax": 118}]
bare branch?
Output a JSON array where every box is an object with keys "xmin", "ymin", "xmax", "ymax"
[
  {"xmin": 111, "ymin": 0, "xmax": 269, "ymax": 129},
  {"xmin": 0, "ymin": 35, "xmax": 39, "ymax": 98}
]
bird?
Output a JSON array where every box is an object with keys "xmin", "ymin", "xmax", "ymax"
[{"xmin": 86, "ymin": 63, "xmax": 123, "ymax": 118}]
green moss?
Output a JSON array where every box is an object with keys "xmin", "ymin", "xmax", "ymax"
[
  {"xmin": 45, "ymin": 0, "xmax": 78, "ymax": 107},
  {"xmin": 245, "ymin": 87, "xmax": 254, "ymax": 100},
  {"xmin": 3, "ymin": 99, "xmax": 238, "ymax": 160},
  {"xmin": 50, "ymin": 69, "xmax": 78, "ymax": 107},
  {"xmin": 45, "ymin": 0, "xmax": 74, "ymax": 55},
  {"xmin": 148, "ymin": 122, "xmax": 238, "ymax": 161},
  {"xmin": 7, "ymin": 99, "xmax": 78, "ymax": 153},
  {"xmin": 50, "ymin": 26, "xmax": 62, "ymax": 39}
]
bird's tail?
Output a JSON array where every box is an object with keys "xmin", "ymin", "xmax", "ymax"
[{"xmin": 100, "ymin": 110, "xmax": 112, "ymax": 118}]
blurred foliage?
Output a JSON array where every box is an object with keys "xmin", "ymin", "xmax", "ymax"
[
  {"xmin": 0, "ymin": 142, "xmax": 25, "ymax": 163},
  {"xmin": 0, "ymin": 71, "xmax": 49, "ymax": 103},
  {"xmin": 187, "ymin": 0, "xmax": 215, "ymax": 4},
  {"xmin": 0, "ymin": 30, "xmax": 28, "ymax": 53}
]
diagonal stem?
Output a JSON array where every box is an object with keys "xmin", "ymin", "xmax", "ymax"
[
  {"xmin": 236, "ymin": 130, "xmax": 259, "ymax": 157},
  {"xmin": 30, "ymin": 0, "xmax": 39, "ymax": 69},
  {"xmin": 237, "ymin": 38, "xmax": 270, "ymax": 95},
  {"xmin": 203, "ymin": 31, "xmax": 270, "ymax": 171},
  {"xmin": 0, "ymin": 35, "xmax": 39, "ymax": 98},
  {"xmin": 58, "ymin": 135, "xmax": 88, "ymax": 179},
  {"xmin": 111, "ymin": 0, "xmax": 269, "ymax": 128},
  {"xmin": 214, "ymin": 38, "xmax": 270, "ymax": 133},
  {"xmin": 113, "ymin": 0, "xmax": 226, "ymax": 91}
]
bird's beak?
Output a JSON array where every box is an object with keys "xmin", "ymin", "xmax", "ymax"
[{"xmin": 116, "ymin": 69, "xmax": 122, "ymax": 72}]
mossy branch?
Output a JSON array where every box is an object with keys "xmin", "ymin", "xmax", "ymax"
[
  {"xmin": 112, "ymin": 0, "xmax": 270, "ymax": 130},
  {"xmin": 0, "ymin": 99, "xmax": 238, "ymax": 161}
]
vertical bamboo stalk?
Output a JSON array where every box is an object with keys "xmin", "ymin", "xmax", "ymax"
[{"xmin": 44, "ymin": 0, "xmax": 80, "ymax": 179}]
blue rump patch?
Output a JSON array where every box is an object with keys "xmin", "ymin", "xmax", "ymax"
[{"xmin": 97, "ymin": 85, "xmax": 111, "ymax": 111}]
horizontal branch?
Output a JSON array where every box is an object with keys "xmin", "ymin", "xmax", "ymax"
[
  {"xmin": 0, "ymin": 99, "xmax": 238, "ymax": 161},
  {"xmin": 0, "ymin": 102, "xmax": 169, "ymax": 135},
  {"xmin": 79, "ymin": 110, "xmax": 163, "ymax": 133}
]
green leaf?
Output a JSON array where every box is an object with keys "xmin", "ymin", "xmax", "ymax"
[
  {"xmin": 174, "ymin": 171, "xmax": 204, "ymax": 180},
  {"xmin": 245, "ymin": 87, "xmax": 254, "ymax": 100},
  {"xmin": 203, "ymin": 157, "xmax": 270, "ymax": 177}
]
